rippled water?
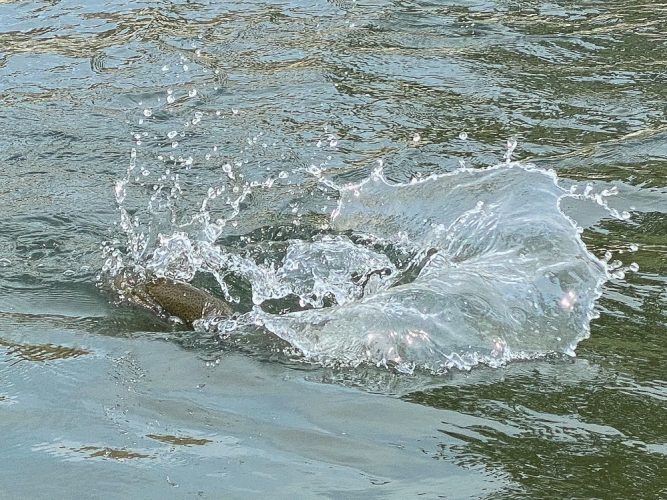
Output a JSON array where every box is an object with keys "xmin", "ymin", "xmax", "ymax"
[{"xmin": 1, "ymin": 0, "xmax": 665, "ymax": 498}]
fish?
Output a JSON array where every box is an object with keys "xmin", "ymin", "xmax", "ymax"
[{"xmin": 116, "ymin": 274, "xmax": 234, "ymax": 327}]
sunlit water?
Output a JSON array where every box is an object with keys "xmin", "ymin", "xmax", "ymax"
[{"xmin": 1, "ymin": 0, "xmax": 665, "ymax": 498}]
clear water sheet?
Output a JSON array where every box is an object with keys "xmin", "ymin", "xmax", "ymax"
[{"xmin": 250, "ymin": 163, "xmax": 608, "ymax": 373}]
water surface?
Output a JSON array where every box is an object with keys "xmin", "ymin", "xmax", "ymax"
[{"xmin": 1, "ymin": 0, "xmax": 665, "ymax": 498}]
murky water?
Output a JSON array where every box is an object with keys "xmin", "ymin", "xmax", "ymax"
[{"xmin": 1, "ymin": 0, "xmax": 665, "ymax": 497}]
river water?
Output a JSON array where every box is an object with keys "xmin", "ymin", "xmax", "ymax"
[{"xmin": 1, "ymin": 0, "xmax": 665, "ymax": 498}]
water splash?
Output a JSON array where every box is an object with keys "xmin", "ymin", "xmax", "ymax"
[
  {"xmin": 102, "ymin": 136, "xmax": 615, "ymax": 375},
  {"xmin": 247, "ymin": 163, "xmax": 610, "ymax": 374}
]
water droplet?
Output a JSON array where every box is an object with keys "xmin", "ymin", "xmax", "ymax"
[
  {"xmin": 167, "ymin": 130, "xmax": 178, "ymax": 139},
  {"xmin": 629, "ymin": 243, "xmax": 639, "ymax": 252},
  {"xmin": 183, "ymin": 64, "xmax": 189, "ymax": 71},
  {"xmin": 505, "ymin": 137, "xmax": 518, "ymax": 163},
  {"xmin": 609, "ymin": 259, "xmax": 623, "ymax": 270},
  {"xmin": 307, "ymin": 165, "xmax": 322, "ymax": 176},
  {"xmin": 167, "ymin": 95, "xmax": 175, "ymax": 104},
  {"xmin": 412, "ymin": 133, "xmax": 421, "ymax": 143}
]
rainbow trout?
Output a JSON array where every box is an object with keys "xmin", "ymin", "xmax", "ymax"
[{"xmin": 117, "ymin": 274, "xmax": 234, "ymax": 326}]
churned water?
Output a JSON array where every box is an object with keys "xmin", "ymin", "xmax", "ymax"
[{"xmin": 1, "ymin": 0, "xmax": 665, "ymax": 498}]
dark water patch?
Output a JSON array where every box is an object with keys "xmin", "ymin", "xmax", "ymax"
[{"xmin": 403, "ymin": 360, "xmax": 667, "ymax": 498}]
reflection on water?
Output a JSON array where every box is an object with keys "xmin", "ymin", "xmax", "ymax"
[
  {"xmin": 0, "ymin": 0, "xmax": 665, "ymax": 497},
  {"xmin": 0, "ymin": 337, "xmax": 91, "ymax": 363},
  {"xmin": 147, "ymin": 434, "xmax": 213, "ymax": 447}
]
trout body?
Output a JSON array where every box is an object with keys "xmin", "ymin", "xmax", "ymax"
[{"xmin": 117, "ymin": 274, "xmax": 234, "ymax": 326}]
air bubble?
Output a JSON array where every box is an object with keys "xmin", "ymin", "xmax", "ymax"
[
  {"xmin": 459, "ymin": 131, "xmax": 468, "ymax": 140},
  {"xmin": 143, "ymin": 109, "xmax": 152, "ymax": 117},
  {"xmin": 188, "ymin": 89, "xmax": 197, "ymax": 98}
]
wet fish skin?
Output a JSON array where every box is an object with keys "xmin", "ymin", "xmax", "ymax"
[{"xmin": 141, "ymin": 277, "xmax": 234, "ymax": 326}]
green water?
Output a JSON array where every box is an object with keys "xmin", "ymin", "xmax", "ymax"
[{"xmin": 1, "ymin": 0, "xmax": 665, "ymax": 498}]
